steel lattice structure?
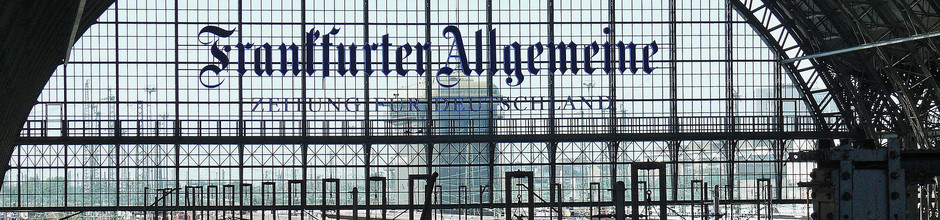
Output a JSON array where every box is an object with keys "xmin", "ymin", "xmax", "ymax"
[
  {"xmin": 735, "ymin": 0, "xmax": 940, "ymax": 148},
  {"xmin": 0, "ymin": 0, "xmax": 936, "ymax": 219}
]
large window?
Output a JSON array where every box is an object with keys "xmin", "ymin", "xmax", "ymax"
[{"xmin": 4, "ymin": 0, "xmax": 835, "ymax": 218}]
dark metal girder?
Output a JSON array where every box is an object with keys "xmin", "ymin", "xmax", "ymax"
[
  {"xmin": 0, "ymin": 0, "xmax": 116, "ymax": 192},
  {"xmin": 814, "ymin": 1, "xmax": 868, "ymax": 46},
  {"xmin": 764, "ymin": 0, "xmax": 940, "ymax": 145},
  {"xmin": 824, "ymin": 0, "xmax": 934, "ymax": 148},
  {"xmin": 14, "ymin": 132, "xmax": 853, "ymax": 146},
  {"xmin": 867, "ymin": 0, "xmax": 940, "ymax": 136},
  {"xmin": 732, "ymin": 0, "xmax": 847, "ymax": 133},
  {"xmin": 0, "ymin": 199, "xmax": 811, "ymax": 212},
  {"xmin": 746, "ymin": 0, "xmax": 896, "ymax": 139}
]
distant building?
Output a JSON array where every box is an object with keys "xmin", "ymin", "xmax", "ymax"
[{"xmin": 385, "ymin": 77, "xmax": 500, "ymax": 206}]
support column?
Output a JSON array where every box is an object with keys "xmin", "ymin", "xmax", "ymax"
[
  {"xmin": 237, "ymin": 0, "xmax": 246, "ymax": 210},
  {"xmin": 723, "ymin": 0, "xmax": 737, "ymax": 211},
  {"xmin": 607, "ymin": 0, "xmax": 620, "ymax": 197},
  {"xmin": 546, "ymin": 0, "xmax": 558, "ymax": 219},
  {"xmin": 173, "ymin": 0, "xmax": 182, "ymax": 208},
  {"xmin": 485, "ymin": 0, "xmax": 497, "ymax": 205},
  {"xmin": 300, "ymin": 0, "xmax": 308, "ymax": 214},
  {"xmin": 774, "ymin": 37, "xmax": 785, "ymax": 201},
  {"xmin": 423, "ymin": 0, "xmax": 435, "ymax": 191},
  {"xmin": 614, "ymin": 181, "xmax": 626, "ymax": 220},
  {"xmin": 113, "ymin": 1, "xmax": 121, "ymax": 207},
  {"xmin": 668, "ymin": 0, "xmax": 680, "ymax": 203},
  {"xmin": 362, "ymin": 1, "xmax": 372, "ymax": 219}
]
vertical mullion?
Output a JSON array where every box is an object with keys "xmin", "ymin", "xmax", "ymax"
[
  {"xmin": 237, "ymin": 0, "xmax": 246, "ymax": 209},
  {"xmin": 424, "ymin": 0, "xmax": 434, "ymax": 178},
  {"xmin": 485, "ymin": 0, "xmax": 496, "ymax": 205},
  {"xmin": 546, "ymin": 0, "xmax": 558, "ymax": 218},
  {"xmin": 113, "ymin": 1, "xmax": 121, "ymax": 207},
  {"xmin": 174, "ymin": 0, "xmax": 182, "ymax": 208},
  {"xmin": 362, "ymin": 0, "xmax": 372, "ymax": 218},
  {"xmin": 62, "ymin": 43, "xmax": 70, "ymax": 208},
  {"xmin": 669, "ymin": 0, "xmax": 681, "ymax": 203},
  {"xmin": 724, "ymin": 0, "xmax": 738, "ymax": 205},
  {"xmin": 16, "ymin": 144, "xmax": 21, "ymax": 207},
  {"xmin": 300, "ymin": 0, "xmax": 309, "ymax": 213},
  {"xmin": 62, "ymin": 6, "xmax": 72, "ymax": 206},
  {"xmin": 775, "ymin": 49, "xmax": 785, "ymax": 200},
  {"xmin": 64, "ymin": 144, "xmax": 67, "ymax": 207},
  {"xmin": 607, "ymin": 0, "xmax": 619, "ymax": 197}
]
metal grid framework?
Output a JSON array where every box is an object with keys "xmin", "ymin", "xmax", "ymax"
[
  {"xmin": 0, "ymin": 0, "xmax": 860, "ymax": 218},
  {"xmin": 734, "ymin": 0, "xmax": 940, "ymax": 149}
]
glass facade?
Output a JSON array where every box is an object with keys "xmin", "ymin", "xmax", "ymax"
[{"xmin": 1, "ymin": 0, "xmax": 849, "ymax": 219}]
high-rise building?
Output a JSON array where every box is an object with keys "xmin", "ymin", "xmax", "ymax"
[{"xmin": 386, "ymin": 77, "xmax": 499, "ymax": 206}]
